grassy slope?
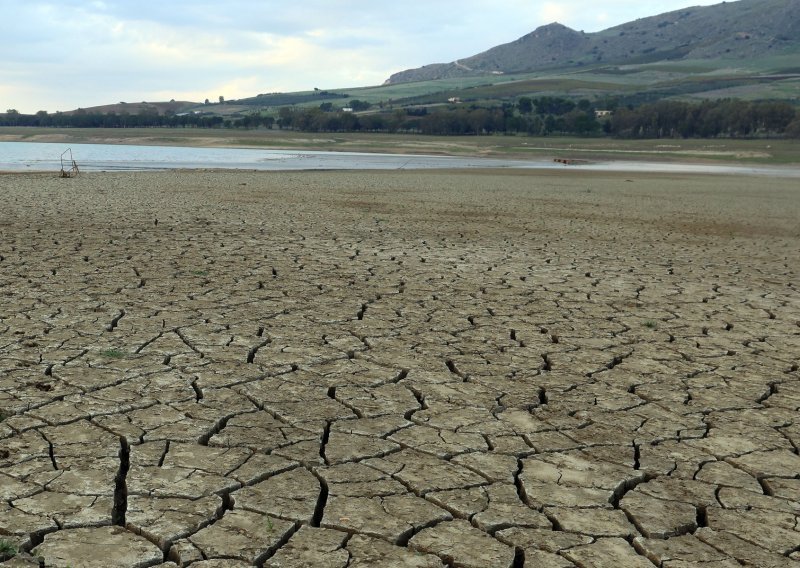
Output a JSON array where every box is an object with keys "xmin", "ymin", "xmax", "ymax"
[
  {"xmin": 214, "ymin": 53, "xmax": 800, "ymax": 116},
  {"xmin": 63, "ymin": 42, "xmax": 800, "ymax": 117}
]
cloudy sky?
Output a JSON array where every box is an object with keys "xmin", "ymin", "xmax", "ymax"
[{"xmin": 1, "ymin": 0, "xmax": 721, "ymax": 113}]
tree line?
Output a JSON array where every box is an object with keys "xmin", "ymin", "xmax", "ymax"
[
  {"xmin": 272, "ymin": 101, "xmax": 604, "ymax": 136},
  {"xmin": 609, "ymin": 99, "xmax": 799, "ymax": 138},
  {"xmin": 0, "ymin": 109, "xmax": 229, "ymax": 129},
  {"xmin": 270, "ymin": 98, "xmax": 800, "ymax": 138},
  {"xmin": 3, "ymin": 97, "xmax": 798, "ymax": 138}
]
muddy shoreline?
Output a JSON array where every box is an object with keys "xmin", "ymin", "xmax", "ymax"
[{"xmin": 3, "ymin": 127, "xmax": 798, "ymax": 166}]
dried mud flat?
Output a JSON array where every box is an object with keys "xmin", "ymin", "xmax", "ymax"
[{"xmin": 0, "ymin": 169, "xmax": 799, "ymax": 568}]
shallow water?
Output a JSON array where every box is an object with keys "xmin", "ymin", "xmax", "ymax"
[
  {"xmin": 1, "ymin": 140, "xmax": 798, "ymax": 177},
  {"xmin": 0, "ymin": 141, "xmax": 550, "ymax": 172}
]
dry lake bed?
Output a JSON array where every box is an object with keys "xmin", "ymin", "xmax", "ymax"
[{"xmin": 0, "ymin": 168, "xmax": 798, "ymax": 567}]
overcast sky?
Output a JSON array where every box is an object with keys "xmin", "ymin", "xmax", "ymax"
[{"xmin": 1, "ymin": 0, "xmax": 722, "ymax": 113}]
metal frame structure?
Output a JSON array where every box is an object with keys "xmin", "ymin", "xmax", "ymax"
[{"xmin": 59, "ymin": 148, "xmax": 80, "ymax": 178}]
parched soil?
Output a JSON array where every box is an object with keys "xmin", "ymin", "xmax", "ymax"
[{"xmin": 0, "ymin": 169, "xmax": 798, "ymax": 567}]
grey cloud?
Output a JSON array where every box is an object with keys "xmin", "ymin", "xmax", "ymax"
[{"xmin": 0, "ymin": 0, "xmax": 721, "ymax": 112}]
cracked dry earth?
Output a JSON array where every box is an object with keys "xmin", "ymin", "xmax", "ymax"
[{"xmin": 0, "ymin": 168, "xmax": 799, "ymax": 568}]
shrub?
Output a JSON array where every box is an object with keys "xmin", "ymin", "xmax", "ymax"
[{"xmin": 0, "ymin": 539, "xmax": 17, "ymax": 560}]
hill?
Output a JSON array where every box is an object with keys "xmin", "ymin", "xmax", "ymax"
[
  {"xmin": 39, "ymin": 0, "xmax": 800, "ymax": 121},
  {"xmin": 386, "ymin": 0, "xmax": 800, "ymax": 84},
  {"xmin": 63, "ymin": 100, "xmax": 198, "ymax": 116}
]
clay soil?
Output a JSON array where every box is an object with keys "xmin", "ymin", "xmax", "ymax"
[{"xmin": 1, "ymin": 169, "xmax": 799, "ymax": 567}]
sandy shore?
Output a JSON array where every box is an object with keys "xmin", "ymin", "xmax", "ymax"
[{"xmin": 1, "ymin": 169, "xmax": 799, "ymax": 566}]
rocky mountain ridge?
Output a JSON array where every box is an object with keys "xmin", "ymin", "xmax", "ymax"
[{"xmin": 386, "ymin": 0, "xmax": 800, "ymax": 84}]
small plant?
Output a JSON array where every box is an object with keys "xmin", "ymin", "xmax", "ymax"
[
  {"xmin": 265, "ymin": 516, "xmax": 274, "ymax": 533},
  {"xmin": 0, "ymin": 539, "xmax": 18, "ymax": 560},
  {"xmin": 644, "ymin": 321, "xmax": 658, "ymax": 329},
  {"xmin": 192, "ymin": 270, "xmax": 208, "ymax": 276},
  {"xmin": 100, "ymin": 349, "xmax": 126, "ymax": 359}
]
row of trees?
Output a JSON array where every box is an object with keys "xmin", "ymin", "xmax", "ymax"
[
  {"xmin": 517, "ymin": 96, "xmax": 587, "ymax": 116},
  {"xmin": 272, "ymin": 105, "xmax": 603, "ymax": 136},
  {"xmin": 609, "ymin": 100, "xmax": 799, "ymax": 138},
  {"xmin": 274, "ymin": 98, "xmax": 799, "ymax": 138},
  {"xmin": 3, "ymin": 99, "xmax": 798, "ymax": 138},
  {"xmin": 0, "ymin": 109, "xmax": 227, "ymax": 129},
  {"xmin": 319, "ymin": 99, "xmax": 371, "ymax": 112}
]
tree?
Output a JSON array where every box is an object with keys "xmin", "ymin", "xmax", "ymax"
[
  {"xmin": 360, "ymin": 114, "xmax": 386, "ymax": 131},
  {"xmin": 219, "ymin": 96, "xmax": 225, "ymax": 104},
  {"xmin": 563, "ymin": 109, "xmax": 600, "ymax": 135},
  {"xmin": 277, "ymin": 106, "xmax": 295, "ymax": 129},
  {"xmin": 785, "ymin": 118, "xmax": 800, "ymax": 139},
  {"xmin": 754, "ymin": 101, "xmax": 795, "ymax": 133},
  {"xmin": 543, "ymin": 114, "xmax": 557, "ymax": 134},
  {"xmin": 517, "ymin": 97, "xmax": 533, "ymax": 114},
  {"xmin": 534, "ymin": 97, "xmax": 575, "ymax": 116},
  {"xmin": 388, "ymin": 109, "xmax": 406, "ymax": 133},
  {"xmin": 349, "ymin": 99, "xmax": 371, "ymax": 112}
]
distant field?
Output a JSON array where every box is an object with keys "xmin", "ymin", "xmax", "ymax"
[
  {"xmin": 208, "ymin": 54, "xmax": 800, "ymax": 115},
  {"xmin": 2, "ymin": 127, "xmax": 798, "ymax": 165},
  {"xmin": 682, "ymin": 77, "xmax": 800, "ymax": 101}
]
